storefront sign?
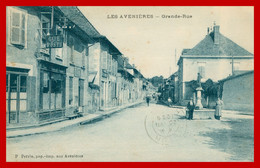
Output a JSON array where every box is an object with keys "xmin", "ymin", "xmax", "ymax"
[{"xmin": 46, "ymin": 35, "xmax": 63, "ymax": 48}]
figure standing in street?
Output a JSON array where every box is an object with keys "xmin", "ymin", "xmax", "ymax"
[
  {"xmin": 215, "ymin": 98, "xmax": 224, "ymax": 120},
  {"xmin": 187, "ymin": 98, "xmax": 195, "ymax": 120},
  {"xmin": 146, "ymin": 95, "xmax": 150, "ymax": 106},
  {"xmin": 168, "ymin": 97, "xmax": 172, "ymax": 107}
]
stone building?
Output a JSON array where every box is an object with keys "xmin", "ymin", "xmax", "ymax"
[
  {"xmin": 6, "ymin": 6, "xmax": 97, "ymax": 126},
  {"xmin": 177, "ymin": 25, "xmax": 254, "ymax": 106}
]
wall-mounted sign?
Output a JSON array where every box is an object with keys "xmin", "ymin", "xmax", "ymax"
[
  {"xmin": 46, "ymin": 35, "xmax": 63, "ymax": 48},
  {"xmin": 102, "ymin": 69, "xmax": 108, "ymax": 78},
  {"xmin": 74, "ymin": 67, "xmax": 81, "ymax": 77}
]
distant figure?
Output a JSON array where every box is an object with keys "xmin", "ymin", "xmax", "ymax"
[
  {"xmin": 146, "ymin": 96, "xmax": 150, "ymax": 106},
  {"xmin": 187, "ymin": 98, "xmax": 195, "ymax": 120},
  {"xmin": 215, "ymin": 98, "xmax": 224, "ymax": 120},
  {"xmin": 168, "ymin": 97, "xmax": 172, "ymax": 107}
]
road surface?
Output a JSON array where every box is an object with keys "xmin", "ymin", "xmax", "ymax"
[{"xmin": 6, "ymin": 103, "xmax": 253, "ymax": 162}]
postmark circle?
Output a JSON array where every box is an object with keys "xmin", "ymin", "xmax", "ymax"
[{"xmin": 145, "ymin": 108, "xmax": 187, "ymax": 145}]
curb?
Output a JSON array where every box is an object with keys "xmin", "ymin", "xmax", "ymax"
[{"xmin": 7, "ymin": 102, "xmax": 144, "ymax": 138}]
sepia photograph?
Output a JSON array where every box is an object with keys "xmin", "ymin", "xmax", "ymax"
[{"xmin": 6, "ymin": 6, "xmax": 254, "ymax": 162}]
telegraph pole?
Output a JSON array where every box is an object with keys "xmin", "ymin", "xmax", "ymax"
[{"xmin": 232, "ymin": 55, "xmax": 234, "ymax": 75}]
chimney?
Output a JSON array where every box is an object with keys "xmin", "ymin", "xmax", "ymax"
[{"xmin": 213, "ymin": 25, "xmax": 220, "ymax": 44}]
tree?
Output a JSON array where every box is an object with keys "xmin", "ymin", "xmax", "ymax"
[
  {"xmin": 148, "ymin": 76, "xmax": 164, "ymax": 87},
  {"xmin": 202, "ymin": 79, "xmax": 218, "ymax": 108}
]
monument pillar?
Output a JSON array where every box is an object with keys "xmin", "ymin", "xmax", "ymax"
[{"xmin": 195, "ymin": 87, "xmax": 203, "ymax": 109}]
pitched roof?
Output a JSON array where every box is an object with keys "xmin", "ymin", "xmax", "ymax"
[
  {"xmin": 95, "ymin": 36, "xmax": 122, "ymax": 55},
  {"xmin": 219, "ymin": 70, "xmax": 254, "ymax": 83},
  {"xmin": 57, "ymin": 6, "xmax": 101, "ymax": 38},
  {"xmin": 183, "ymin": 26, "xmax": 253, "ymax": 56}
]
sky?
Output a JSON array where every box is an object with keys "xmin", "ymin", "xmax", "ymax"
[{"xmin": 79, "ymin": 6, "xmax": 254, "ymax": 78}]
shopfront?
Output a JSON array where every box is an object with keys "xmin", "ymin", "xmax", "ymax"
[{"xmin": 38, "ymin": 60, "xmax": 66, "ymax": 122}]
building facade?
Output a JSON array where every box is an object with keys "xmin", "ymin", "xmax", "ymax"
[
  {"xmin": 6, "ymin": 6, "xmax": 146, "ymax": 127},
  {"xmin": 6, "ymin": 6, "xmax": 97, "ymax": 125},
  {"xmin": 177, "ymin": 25, "xmax": 254, "ymax": 105}
]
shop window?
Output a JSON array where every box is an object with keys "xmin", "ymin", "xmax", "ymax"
[
  {"xmin": 9, "ymin": 7, "xmax": 27, "ymax": 47},
  {"xmin": 51, "ymin": 78, "xmax": 62, "ymax": 93},
  {"xmin": 40, "ymin": 71, "xmax": 65, "ymax": 110}
]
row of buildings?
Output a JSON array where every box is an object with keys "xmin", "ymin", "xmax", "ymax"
[
  {"xmin": 160, "ymin": 24, "xmax": 254, "ymax": 112},
  {"xmin": 6, "ymin": 6, "xmax": 148, "ymax": 126}
]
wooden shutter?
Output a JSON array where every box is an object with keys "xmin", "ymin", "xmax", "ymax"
[
  {"xmin": 27, "ymin": 76, "xmax": 36, "ymax": 111},
  {"xmin": 108, "ymin": 54, "xmax": 112, "ymax": 72},
  {"xmin": 69, "ymin": 77, "xmax": 73, "ymax": 104},
  {"xmin": 102, "ymin": 52, "xmax": 107, "ymax": 70},
  {"xmin": 10, "ymin": 9, "xmax": 25, "ymax": 46},
  {"xmin": 21, "ymin": 13, "xmax": 26, "ymax": 46},
  {"xmin": 10, "ymin": 11, "xmax": 21, "ymax": 45}
]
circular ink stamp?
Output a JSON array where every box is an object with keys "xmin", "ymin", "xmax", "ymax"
[{"xmin": 145, "ymin": 108, "xmax": 188, "ymax": 145}]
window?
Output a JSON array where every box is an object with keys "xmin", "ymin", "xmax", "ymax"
[
  {"xmin": 115, "ymin": 60, "xmax": 118, "ymax": 75},
  {"xmin": 9, "ymin": 7, "xmax": 27, "ymax": 47},
  {"xmin": 79, "ymin": 79, "xmax": 84, "ymax": 106},
  {"xmin": 101, "ymin": 51, "xmax": 107, "ymax": 70},
  {"xmin": 82, "ymin": 49, "xmax": 85, "ymax": 67},
  {"xmin": 55, "ymin": 25, "xmax": 63, "ymax": 59},
  {"xmin": 40, "ymin": 14, "xmax": 51, "ymax": 48},
  {"xmin": 40, "ymin": 71, "xmax": 65, "ymax": 110},
  {"xmin": 68, "ymin": 36, "xmax": 74, "ymax": 63},
  {"xmin": 69, "ymin": 77, "xmax": 73, "ymax": 105},
  {"xmin": 197, "ymin": 62, "xmax": 206, "ymax": 78},
  {"xmin": 108, "ymin": 54, "xmax": 112, "ymax": 72}
]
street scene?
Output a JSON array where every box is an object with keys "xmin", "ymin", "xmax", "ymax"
[
  {"xmin": 6, "ymin": 103, "xmax": 254, "ymax": 161},
  {"xmin": 6, "ymin": 6, "xmax": 254, "ymax": 162}
]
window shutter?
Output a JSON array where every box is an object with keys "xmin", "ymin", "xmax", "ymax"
[
  {"xmin": 11, "ymin": 11, "xmax": 21, "ymax": 45},
  {"xmin": 21, "ymin": 13, "xmax": 26, "ymax": 46},
  {"xmin": 10, "ymin": 9, "xmax": 26, "ymax": 46},
  {"xmin": 102, "ymin": 52, "xmax": 107, "ymax": 70}
]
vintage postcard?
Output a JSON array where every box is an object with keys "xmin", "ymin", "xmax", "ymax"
[{"xmin": 6, "ymin": 6, "xmax": 254, "ymax": 162}]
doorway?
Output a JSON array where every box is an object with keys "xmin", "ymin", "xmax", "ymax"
[{"xmin": 6, "ymin": 73, "xmax": 27, "ymax": 124}]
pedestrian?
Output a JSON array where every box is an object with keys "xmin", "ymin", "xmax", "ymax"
[
  {"xmin": 146, "ymin": 95, "xmax": 150, "ymax": 106},
  {"xmin": 168, "ymin": 97, "xmax": 172, "ymax": 107},
  {"xmin": 215, "ymin": 98, "xmax": 223, "ymax": 120},
  {"xmin": 187, "ymin": 98, "xmax": 195, "ymax": 120}
]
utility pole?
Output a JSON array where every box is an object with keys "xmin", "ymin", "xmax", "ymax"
[
  {"xmin": 175, "ymin": 49, "xmax": 177, "ymax": 66},
  {"xmin": 232, "ymin": 55, "xmax": 234, "ymax": 75},
  {"xmin": 51, "ymin": 6, "xmax": 54, "ymax": 30}
]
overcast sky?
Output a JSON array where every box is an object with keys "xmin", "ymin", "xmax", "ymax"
[{"xmin": 79, "ymin": 6, "xmax": 254, "ymax": 78}]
